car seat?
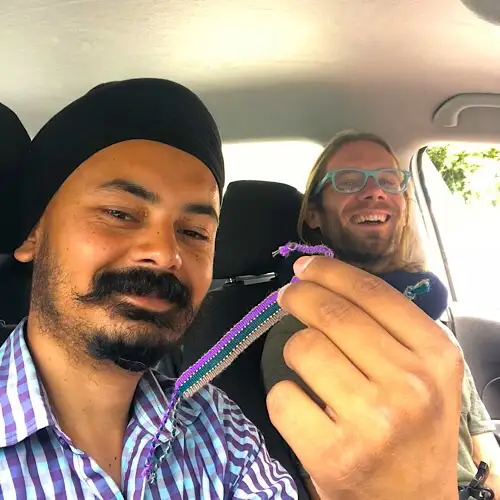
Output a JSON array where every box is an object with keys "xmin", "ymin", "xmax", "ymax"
[
  {"xmin": 0, "ymin": 102, "xmax": 31, "ymax": 333},
  {"xmin": 453, "ymin": 312, "xmax": 500, "ymax": 421},
  {"xmin": 179, "ymin": 180, "xmax": 310, "ymax": 498}
]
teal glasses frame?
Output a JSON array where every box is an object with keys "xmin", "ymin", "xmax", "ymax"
[{"xmin": 314, "ymin": 168, "xmax": 412, "ymax": 195}]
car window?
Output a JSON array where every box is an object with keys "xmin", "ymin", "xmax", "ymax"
[{"xmin": 419, "ymin": 143, "xmax": 500, "ymax": 308}]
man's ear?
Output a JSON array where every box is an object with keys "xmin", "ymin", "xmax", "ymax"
[
  {"xmin": 305, "ymin": 205, "xmax": 321, "ymax": 231},
  {"xmin": 14, "ymin": 224, "xmax": 41, "ymax": 263}
]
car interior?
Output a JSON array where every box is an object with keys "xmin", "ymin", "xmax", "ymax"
[{"xmin": 1, "ymin": 0, "xmax": 500, "ymax": 498}]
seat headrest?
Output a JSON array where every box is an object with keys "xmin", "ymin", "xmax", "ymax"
[
  {"xmin": 0, "ymin": 103, "xmax": 30, "ymax": 253},
  {"xmin": 213, "ymin": 181, "xmax": 303, "ymax": 279}
]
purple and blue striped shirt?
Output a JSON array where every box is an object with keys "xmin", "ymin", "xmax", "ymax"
[{"xmin": 0, "ymin": 320, "xmax": 298, "ymax": 499}]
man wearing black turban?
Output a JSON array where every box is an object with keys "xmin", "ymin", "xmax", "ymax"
[{"xmin": 0, "ymin": 79, "xmax": 298, "ymax": 499}]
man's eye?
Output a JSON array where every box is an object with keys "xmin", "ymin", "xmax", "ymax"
[
  {"xmin": 103, "ymin": 209, "xmax": 135, "ymax": 221},
  {"xmin": 182, "ymin": 229, "xmax": 209, "ymax": 241}
]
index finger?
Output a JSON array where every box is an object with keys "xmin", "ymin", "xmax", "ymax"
[{"xmin": 282, "ymin": 256, "xmax": 449, "ymax": 353}]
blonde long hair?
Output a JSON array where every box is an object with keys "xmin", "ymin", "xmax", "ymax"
[{"xmin": 299, "ymin": 130, "xmax": 426, "ymax": 273}]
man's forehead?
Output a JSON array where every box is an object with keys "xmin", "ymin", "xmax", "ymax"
[
  {"xmin": 63, "ymin": 141, "xmax": 216, "ymax": 187},
  {"xmin": 328, "ymin": 141, "xmax": 396, "ymax": 169},
  {"xmin": 77, "ymin": 140, "xmax": 202, "ymax": 174},
  {"xmin": 49, "ymin": 140, "xmax": 220, "ymax": 209}
]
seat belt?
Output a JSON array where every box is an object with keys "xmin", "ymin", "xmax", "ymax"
[{"xmin": 458, "ymin": 462, "xmax": 495, "ymax": 499}]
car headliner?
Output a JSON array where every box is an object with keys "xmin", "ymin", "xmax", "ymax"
[{"xmin": 1, "ymin": 0, "xmax": 499, "ymax": 168}]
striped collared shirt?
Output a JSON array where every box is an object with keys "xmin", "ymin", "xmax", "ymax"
[{"xmin": 0, "ymin": 320, "xmax": 298, "ymax": 499}]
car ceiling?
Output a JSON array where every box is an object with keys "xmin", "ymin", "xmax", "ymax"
[{"xmin": 1, "ymin": 0, "xmax": 500, "ymax": 167}]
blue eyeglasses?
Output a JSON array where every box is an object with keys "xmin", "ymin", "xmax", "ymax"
[{"xmin": 314, "ymin": 168, "xmax": 411, "ymax": 195}]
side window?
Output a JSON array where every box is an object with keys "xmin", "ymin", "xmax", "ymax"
[{"xmin": 418, "ymin": 144, "xmax": 500, "ymax": 307}]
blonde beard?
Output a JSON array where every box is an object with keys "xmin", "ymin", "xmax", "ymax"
[{"xmin": 320, "ymin": 214, "xmax": 407, "ymax": 275}]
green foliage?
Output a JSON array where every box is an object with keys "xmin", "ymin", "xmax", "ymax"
[{"xmin": 426, "ymin": 145, "xmax": 500, "ymax": 205}]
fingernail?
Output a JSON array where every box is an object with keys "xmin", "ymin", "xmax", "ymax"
[
  {"xmin": 294, "ymin": 256, "xmax": 314, "ymax": 275},
  {"xmin": 277, "ymin": 283, "xmax": 291, "ymax": 303}
]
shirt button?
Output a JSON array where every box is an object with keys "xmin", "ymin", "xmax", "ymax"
[{"xmin": 58, "ymin": 437, "xmax": 66, "ymax": 447}]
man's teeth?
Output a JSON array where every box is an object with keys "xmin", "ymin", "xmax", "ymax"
[{"xmin": 353, "ymin": 214, "xmax": 389, "ymax": 224}]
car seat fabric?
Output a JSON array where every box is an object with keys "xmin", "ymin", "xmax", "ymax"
[
  {"xmin": 212, "ymin": 180, "xmax": 304, "ymax": 280},
  {"xmin": 0, "ymin": 103, "xmax": 31, "ymax": 326},
  {"xmin": 179, "ymin": 180, "xmax": 309, "ymax": 498},
  {"xmin": 455, "ymin": 315, "xmax": 500, "ymax": 420},
  {"xmin": 0, "ymin": 256, "xmax": 32, "ymax": 325},
  {"xmin": 0, "ymin": 102, "xmax": 31, "ymax": 254},
  {"xmin": 483, "ymin": 377, "xmax": 500, "ymax": 422}
]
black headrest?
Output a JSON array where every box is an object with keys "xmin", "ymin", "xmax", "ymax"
[
  {"xmin": 213, "ymin": 181, "xmax": 303, "ymax": 279},
  {"xmin": 0, "ymin": 255, "xmax": 32, "ymax": 323},
  {"xmin": 0, "ymin": 103, "xmax": 30, "ymax": 253}
]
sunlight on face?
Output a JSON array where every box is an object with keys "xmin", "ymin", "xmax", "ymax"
[{"xmin": 309, "ymin": 141, "xmax": 406, "ymax": 267}]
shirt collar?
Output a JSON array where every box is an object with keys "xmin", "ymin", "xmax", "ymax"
[
  {"xmin": 132, "ymin": 369, "xmax": 201, "ymax": 442},
  {"xmin": 0, "ymin": 319, "xmax": 55, "ymax": 447},
  {"xmin": 0, "ymin": 319, "xmax": 202, "ymax": 448}
]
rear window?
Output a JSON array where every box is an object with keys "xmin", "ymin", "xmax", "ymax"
[{"xmin": 222, "ymin": 140, "xmax": 323, "ymax": 192}]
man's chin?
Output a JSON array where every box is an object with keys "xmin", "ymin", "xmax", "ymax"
[
  {"xmin": 334, "ymin": 240, "xmax": 395, "ymax": 269},
  {"xmin": 85, "ymin": 329, "xmax": 182, "ymax": 373}
]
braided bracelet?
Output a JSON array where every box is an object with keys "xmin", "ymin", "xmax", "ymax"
[{"xmin": 142, "ymin": 242, "xmax": 334, "ymax": 482}]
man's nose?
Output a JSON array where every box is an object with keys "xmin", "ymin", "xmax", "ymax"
[
  {"xmin": 357, "ymin": 176, "xmax": 388, "ymax": 201},
  {"xmin": 128, "ymin": 226, "xmax": 182, "ymax": 272}
]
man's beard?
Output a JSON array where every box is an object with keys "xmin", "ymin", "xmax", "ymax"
[
  {"xmin": 31, "ymin": 235, "xmax": 196, "ymax": 372},
  {"xmin": 318, "ymin": 211, "xmax": 403, "ymax": 272}
]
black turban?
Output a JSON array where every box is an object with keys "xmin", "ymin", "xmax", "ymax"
[
  {"xmin": 0, "ymin": 103, "xmax": 30, "ymax": 253},
  {"xmin": 18, "ymin": 78, "xmax": 224, "ymax": 247}
]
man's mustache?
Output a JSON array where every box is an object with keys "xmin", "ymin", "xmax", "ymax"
[{"xmin": 77, "ymin": 267, "xmax": 191, "ymax": 309}]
